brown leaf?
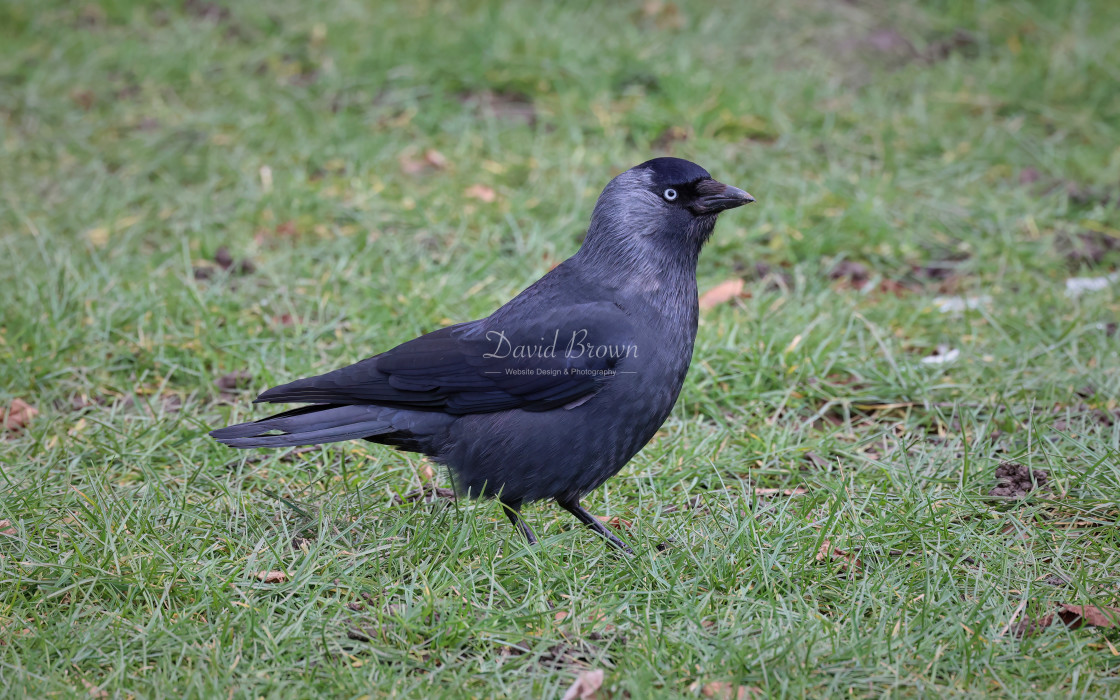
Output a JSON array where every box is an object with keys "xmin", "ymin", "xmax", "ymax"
[
  {"xmin": 1057, "ymin": 604, "xmax": 1120, "ymax": 630},
  {"xmin": 2, "ymin": 399, "xmax": 38, "ymax": 433},
  {"xmin": 464, "ymin": 184, "xmax": 497, "ymax": 203},
  {"xmin": 802, "ymin": 451, "xmax": 830, "ymax": 469},
  {"xmin": 639, "ymin": 1, "xmax": 684, "ymax": 30},
  {"xmin": 689, "ymin": 681, "xmax": 761, "ymax": 699},
  {"xmin": 398, "ymin": 148, "xmax": 448, "ymax": 175},
  {"xmin": 753, "ymin": 487, "xmax": 808, "ymax": 496},
  {"xmin": 0, "ymin": 519, "xmax": 16, "ymax": 536},
  {"xmin": 1010, "ymin": 613, "xmax": 1054, "ymax": 639},
  {"xmin": 1012, "ymin": 603, "xmax": 1120, "ymax": 637},
  {"xmin": 80, "ymin": 679, "xmax": 108, "ymax": 699},
  {"xmin": 272, "ymin": 313, "xmax": 299, "ymax": 327},
  {"xmin": 417, "ymin": 460, "xmax": 436, "ymax": 482},
  {"xmin": 423, "ymin": 149, "xmax": 448, "ymax": 170},
  {"xmin": 699, "ymin": 279, "xmax": 744, "ymax": 310},
  {"xmin": 596, "ymin": 515, "xmax": 633, "ymax": 530},
  {"xmin": 561, "ymin": 669, "xmax": 604, "ymax": 700},
  {"xmin": 829, "ymin": 260, "xmax": 870, "ymax": 284},
  {"xmin": 874, "ymin": 278, "xmax": 911, "ymax": 297},
  {"xmin": 216, "ymin": 370, "xmax": 252, "ymax": 391},
  {"xmin": 815, "ymin": 539, "xmax": 862, "ymax": 569},
  {"xmin": 70, "ymin": 89, "xmax": 96, "ymax": 110},
  {"xmin": 270, "ymin": 221, "xmax": 296, "ymax": 238},
  {"xmin": 255, "ymin": 570, "xmax": 288, "ymax": 583}
]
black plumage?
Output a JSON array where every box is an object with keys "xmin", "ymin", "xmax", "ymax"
[{"xmin": 211, "ymin": 157, "xmax": 754, "ymax": 551}]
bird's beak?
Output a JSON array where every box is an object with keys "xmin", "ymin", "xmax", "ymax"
[{"xmin": 692, "ymin": 178, "xmax": 755, "ymax": 214}]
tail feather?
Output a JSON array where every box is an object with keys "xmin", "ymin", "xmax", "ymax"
[{"xmin": 210, "ymin": 404, "xmax": 395, "ymax": 449}]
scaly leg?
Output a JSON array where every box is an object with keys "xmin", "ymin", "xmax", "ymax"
[
  {"xmin": 555, "ymin": 497, "xmax": 633, "ymax": 554},
  {"xmin": 500, "ymin": 499, "xmax": 537, "ymax": 545}
]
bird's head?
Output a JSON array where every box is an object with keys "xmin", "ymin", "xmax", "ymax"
[{"xmin": 580, "ymin": 157, "xmax": 754, "ymax": 277}]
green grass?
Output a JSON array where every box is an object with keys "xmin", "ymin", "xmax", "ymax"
[{"xmin": 2, "ymin": 0, "xmax": 1119, "ymax": 696}]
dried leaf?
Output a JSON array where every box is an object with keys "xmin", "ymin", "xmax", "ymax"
[
  {"xmin": 417, "ymin": 460, "xmax": 436, "ymax": 482},
  {"xmin": 753, "ymin": 487, "xmax": 808, "ymax": 496},
  {"xmin": 1010, "ymin": 613, "xmax": 1054, "ymax": 639},
  {"xmin": 0, "ymin": 519, "xmax": 16, "ymax": 536},
  {"xmin": 1012, "ymin": 603, "xmax": 1120, "ymax": 637},
  {"xmin": 815, "ymin": 539, "xmax": 861, "ymax": 569},
  {"xmin": 689, "ymin": 681, "xmax": 761, "ymax": 699},
  {"xmin": 596, "ymin": 515, "xmax": 632, "ymax": 530},
  {"xmin": 561, "ymin": 669, "xmax": 604, "ymax": 700},
  {"xmin": 2, "ymin": 399, "xmax": 38, "ymax": 433},
  {"xmin": 399, "ymin": 148, "xmax": 449, "ymax": 175},
  {"xmin": 640, "ymin": 1, "xmax": 684, "ymax": 30},
  {"xmin": 274, "ymin": 220, "xmax": 298, "ymax": 237},
  {"xmin": 1057, "ymin": 604, "xmax": 1120, "ymax": 629},
  {"xmin": 423, "ymin": 149, "xmax": 448, "ymax": 170},
  {"xmin": 699, "ymin": 279, "xmax": 744, "ymax": 310},
  {"xmin": 80, "ymin": 679, "xmax": 108, "ymax": 699},
  {"xmin": 255, "ymin": 570, "xmax": 288, "ymax": 583},
  {"xmin": 216, "ymin": 370, "xmax": 252, "ymax": 391},
  {"xmin": 70, "ymin": 89, "xmax": 96, "ymax": 110},
  {"xmin": 802, "ymin": 451, "xmax": 830, "ymax": 469},
  {"xmin": 464, "ymin": 184, "xmax": 497, "ymax": 203},
  {"xmin": 829, "ymin": 260, "xmax": 870, "ymax": 284}
]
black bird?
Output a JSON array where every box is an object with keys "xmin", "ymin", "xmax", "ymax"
[{"xmin": 211, "ymin": 158, "xmax": 754, "ymax": 551}]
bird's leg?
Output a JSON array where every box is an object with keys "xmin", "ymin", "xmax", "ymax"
[
  {"xmin": 500, "ymin": 499, "xmax": 537, "ymax": 545},
  {"xmin": 555, "ymin": 497, "xmax": 633, "ymax": 554}
]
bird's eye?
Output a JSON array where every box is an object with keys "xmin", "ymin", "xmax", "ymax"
[{"xmin": 663, "ymin": 188, "xmax": 678, "ymax": 201}]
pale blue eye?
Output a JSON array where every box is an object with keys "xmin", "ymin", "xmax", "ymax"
[{"xmin": 663, "ymin": 188, "xmax": 678, "ymax": 201}]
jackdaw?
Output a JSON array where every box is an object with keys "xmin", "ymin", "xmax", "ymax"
[{"xmin": 211, "ymin": 157, "xmax": 754, "ymax": 551}]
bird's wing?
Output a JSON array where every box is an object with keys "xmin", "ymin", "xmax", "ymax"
[{"xmin": 254, "ymin": 302, "xmax": 636, "ymax": 415}]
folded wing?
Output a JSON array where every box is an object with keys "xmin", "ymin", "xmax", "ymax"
[{"xmin": 254, "ymin": 302, "xmax": 635, "ymax": 415}]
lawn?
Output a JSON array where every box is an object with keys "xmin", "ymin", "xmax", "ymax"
[{"xmin": 2, "ymin": 0, "xmax": 1119, "ymax": 697}]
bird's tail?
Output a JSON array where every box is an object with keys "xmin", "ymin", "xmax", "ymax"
[{"xmin": 210, "ymin": 404, "xmax": 397, "ymax": 449}]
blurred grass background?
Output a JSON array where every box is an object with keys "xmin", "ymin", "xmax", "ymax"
[{"xmin": 1, "ymin": 0, "xmax": 1119, "ymax": 697}]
